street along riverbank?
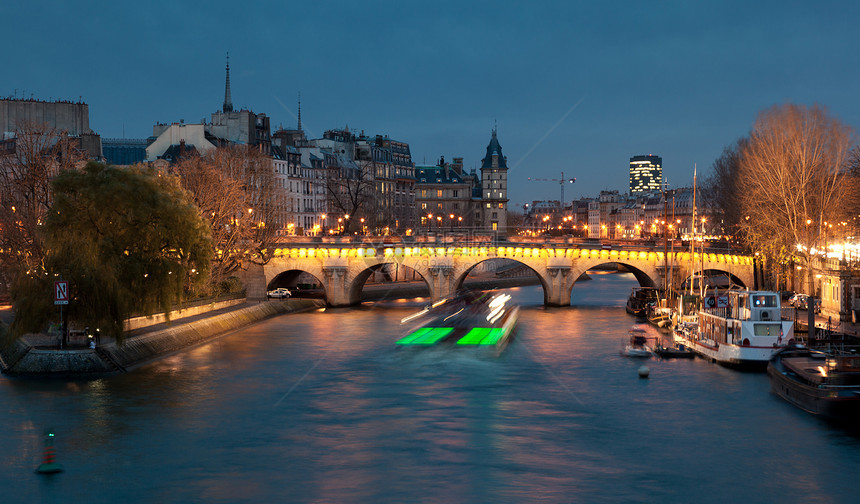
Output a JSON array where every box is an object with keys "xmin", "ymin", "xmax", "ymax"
[{"xmin": 0, "ymin": 299, "xmax": 324, "ymax": 377}]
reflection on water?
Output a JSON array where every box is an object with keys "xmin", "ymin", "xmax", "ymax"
[{"xmin": 1, "ymin": 272, "xmax": 859, "ymax": 503}]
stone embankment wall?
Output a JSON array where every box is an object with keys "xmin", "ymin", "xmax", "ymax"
[
  {"xmin": 1, "ymin": 299, "xmax": 323, "ymax": 377},
  {"xmin": 125, "ymin": 297, "xmax": 246, "ymax": 331}
]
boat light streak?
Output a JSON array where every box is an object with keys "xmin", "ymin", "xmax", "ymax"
[
  {"xmin": 486, "ymin": 305, "xmax": 504, "ymax": 323},
  {"xmin": 400, "ymin": 307, "xmax": 429, "ymax": 324}
]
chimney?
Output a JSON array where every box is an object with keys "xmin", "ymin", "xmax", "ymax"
[
  {"xmin": 179, "ymin": 139, "xmax": 186, "ymax": 158},
  {"xmin": 453, "ymin": 157, "xmax": 463, "ymax": 175}
]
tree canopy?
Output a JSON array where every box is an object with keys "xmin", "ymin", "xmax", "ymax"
[
  {"xmin": 734, "ymin": 104, "xmax": 858, "ymax": 290},
  {"xmin": 11, "ymin": 162, "xmax": 212, "ymax": 340},
  {"xmin": 174, "ymin": 146, "xmax": 277, "ymax": 289},
  {"xmin": 0, "ymin": 122, "xmax": 84, "ymax": 293}
]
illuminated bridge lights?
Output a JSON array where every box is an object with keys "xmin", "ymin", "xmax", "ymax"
[{"xmin": 271, "ymin": 246, "xmax": 749, "ymax": 266}]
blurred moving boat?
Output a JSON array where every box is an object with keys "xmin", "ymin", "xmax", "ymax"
[
  {"xmin": 767, "ymin": 345, "xmax": 860, "ymax": 419},
  {"xmin": 673, "ymin": 290, "xmax": 792, "ymax": 369},
  {"xmin": 621, "ymin": 328, "xmax": 653, "ymax": 358},
  {"xmin": 396, "ymin": 290, "xmax": 518, "ymax": 354}
]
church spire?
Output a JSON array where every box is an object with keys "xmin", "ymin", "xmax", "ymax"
[
  {"xmin": 223, "ymin": 52, "xmax": 233, "ymax": 113},
  {"xmin": 297, "ymin": 92, "xmax": 302, "ymax": 131}
]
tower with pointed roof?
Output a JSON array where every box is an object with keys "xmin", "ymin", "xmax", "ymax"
[
  {"xmin": 223, "ymin": 52, "xmax": 233, "ymax": 113},
  {"xmin": 480, "ymin": 127, "xmax": 508, "ymax": 231}
]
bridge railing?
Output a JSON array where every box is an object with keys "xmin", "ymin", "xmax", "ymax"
[{"xmin": 270, "ymin": 234, "xmax": 746, "ymax": 255}]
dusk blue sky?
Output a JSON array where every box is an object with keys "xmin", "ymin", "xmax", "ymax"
[{"xmin": 5, "ymin": 1, "xmax": 859, "ymax": 209}]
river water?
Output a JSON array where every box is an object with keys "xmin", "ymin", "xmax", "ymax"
[{"xmin": 2, "ymin": 272, "xmax": 859, "ymax": 503}]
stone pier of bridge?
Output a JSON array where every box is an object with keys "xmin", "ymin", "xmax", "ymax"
[{"xmin": 251, "ymin": 244, "xmax": 755, "ymax": 307}]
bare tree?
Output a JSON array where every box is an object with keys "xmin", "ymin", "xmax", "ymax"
[
  {"xmin": 0, "ymin": 122, "xmax": 84, "ymax": 291},
  {"xmin": 737, "ymin": 104, "xmax": 857, "ymax": 292},
  {"xmin": 174, "ymin": 145, "xmax": 278, "ymax": 290},
  {"xmin": 702, "ymin": 138, "xmax": 747, "ymax": 241},
  {"xmin": 323, "ymin": 157, "xmax": 375, "ymax": 234}
]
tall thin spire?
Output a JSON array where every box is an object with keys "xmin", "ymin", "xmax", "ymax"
[
  {"xmin": 297, "ymin": 92, "xmax": 302, "ymax": 131},
  {"xmin": 223, "ymin": 52, "xmax": 233, "ymax": 113}
]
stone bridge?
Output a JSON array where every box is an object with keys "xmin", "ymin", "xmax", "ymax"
[{"xmin": 246, "ymin": 243, "xmax": 754, "ymax": 307}]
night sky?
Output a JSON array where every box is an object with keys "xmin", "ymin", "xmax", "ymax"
[{"xmin": 5, "ymin": 1, "xmax": 859, "ymax": 207}]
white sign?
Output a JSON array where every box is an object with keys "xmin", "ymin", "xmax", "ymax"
[
  {"xmin": 54, "ymin": 281, "xmax": 69, "ymax": 305},
  {"xmin": 716, "ymin": 295, "xmax": 729, "ymax": 308}
]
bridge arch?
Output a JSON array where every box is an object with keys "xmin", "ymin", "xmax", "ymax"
[
  {"xmin": 346, "ymin": 261, "xmax": 431, "ymax": 304},
  {"xmin": 453, "ymin": 257, "xmax": 550, "ymax": 302},
  {"xmin": 680, "ymin": 268, "xmax": 748, "ymax": 291},
  {"xmin": 267, "ymin": 269, "xmax": 326, "ymax": 298}
]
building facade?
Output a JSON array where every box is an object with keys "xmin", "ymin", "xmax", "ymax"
[{"xmin": 415, "ymin": 156, "xmax": 479, "ymax": 231}]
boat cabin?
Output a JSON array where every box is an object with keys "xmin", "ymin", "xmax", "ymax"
[{"xmin": 699, "ymin": 291, "xmax": 792, "ymax": 347}]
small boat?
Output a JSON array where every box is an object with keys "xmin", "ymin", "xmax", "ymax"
[
  {"xmin": 767, "ymin": 345, "xmax": 860, "ymax": 419},
  {"xmin": 646, "ymin": 298, "xmax": 674, "ymax": 329},
  {"xmin": 621, "ymin": 328, "xmax": 653, "ymax": 358},
  {"xmin": 673, "ymin": 290, "xmax": 792, "ymax": 370},
  {"xmin": 396, "ymin": 290, "xmax": 518, "ymax": 355},
  {"xmin": 626, "ymin": 287, "xmax": 660, "ymax": 318},
  {"xmin": 653, "ymin": 341, "xmax": 695, "ymax": 359}
]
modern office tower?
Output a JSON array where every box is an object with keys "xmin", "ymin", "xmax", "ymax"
[{"xmin": 629, "ymin": 154, "xmax": 662, "ymax": 194}]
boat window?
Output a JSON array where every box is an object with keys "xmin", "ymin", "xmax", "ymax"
[
  {"xmin": 753, "ymin": 323, "xmax": 782, "ymax": 336},
  {"xmin": 752, "ymin": 295, "xmax": 777, "ymax": 308}
]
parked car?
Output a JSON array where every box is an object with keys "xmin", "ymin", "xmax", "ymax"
[
  {"xmin": 788, "ymin": 293, "xmax": 806, "ymax": 308},
  {"xmin": 791, "ymin": 294, "xmax": 821, "ymax": 313},
  {"xmin": 267, "ymin": 287, "xmax": 291, "ymax": 299}
]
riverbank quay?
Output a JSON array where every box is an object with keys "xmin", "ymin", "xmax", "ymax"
[{"xmin": 0, "ymin": 298, "xmax": 324, "ymax": 378}]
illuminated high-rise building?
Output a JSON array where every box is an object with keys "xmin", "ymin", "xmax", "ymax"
[{"xmin": 629, "ymin": 154, "xmax": 662, "ymax": 193}]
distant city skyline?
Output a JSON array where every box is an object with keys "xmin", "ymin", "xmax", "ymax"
[{"xmin": 5, "ymin": 1, "xmax": 860, "ymax": 206}]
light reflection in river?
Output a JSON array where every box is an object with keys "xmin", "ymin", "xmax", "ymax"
[{"xmin": 1, "ymin": 272, "xmax": 859, "ymax": 503}]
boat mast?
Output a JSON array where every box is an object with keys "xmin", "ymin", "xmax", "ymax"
[{"xmin": 690, "ymin": 164, "xmax": 696, "ymax": 297}]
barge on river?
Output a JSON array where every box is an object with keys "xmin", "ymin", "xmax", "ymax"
[
  {"xmin": 673, "ymin": 290, "xmax": 792, "ymax": 370},
  {"xmin": 767, "ymin": 345, "xmax": 860, "ymax": 419}
]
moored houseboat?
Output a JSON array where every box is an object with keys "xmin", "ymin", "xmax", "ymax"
[
  {"xmin": 767, "ymin": 345, "xmax": 860, "ymax": 419},
  {"xmin": 673, "ymin": 290, "xmax": 793, "ymax": 369}
]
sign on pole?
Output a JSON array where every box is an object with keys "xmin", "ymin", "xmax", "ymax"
[{"xmin": 54, "ymin": 281, "xmax": 69, "ymax": 305}]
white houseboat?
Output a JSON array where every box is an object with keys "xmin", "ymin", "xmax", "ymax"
[{"xmin": 673, "ymin": 290, "xmax": 793, "ymax": 369}]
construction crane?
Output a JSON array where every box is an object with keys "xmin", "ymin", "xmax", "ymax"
[{"xmin": 527, "ymin": 172, "xmax": 577, "ymax": 206}]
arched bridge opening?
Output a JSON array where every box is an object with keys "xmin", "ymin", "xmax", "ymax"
[
  {"xmin": 681, "ymin": 269, "xmax": 748, "ymax": 292},
  {"xmin": 267, "ymin": 269, "xmax": 326, "ymax": 299},
  {"xmin": 349, "ymin": 263, "xmax": 431, "ymax": 303},
  {"xmin": 455, "ymin": 257, "xmax": 548, "ymax": 302}
]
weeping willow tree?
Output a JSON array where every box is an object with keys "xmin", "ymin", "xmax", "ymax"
[{"xmin": 11, "ymin": 162, "xmax": 212, "ymax": 342}]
